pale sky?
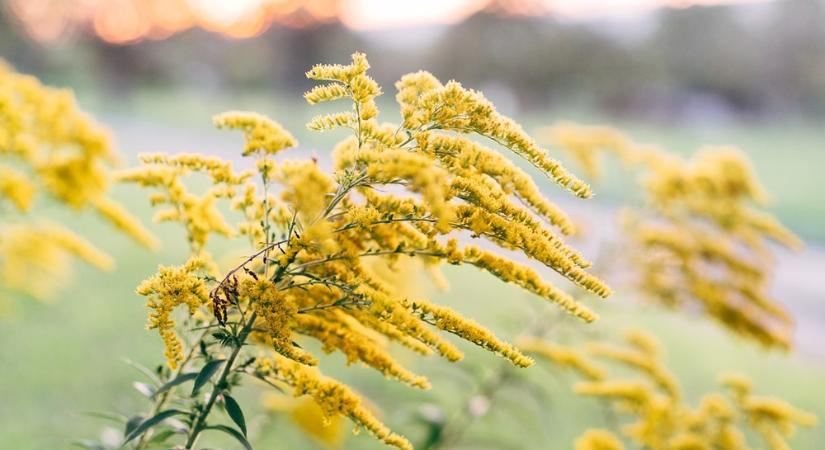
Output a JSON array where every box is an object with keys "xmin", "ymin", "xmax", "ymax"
[
  {"xmin": 339, "ymin": 0, "xmax": 774, "ymax": 30},
  {"xmin": 7, "ymin": 0, "xmax": 776, "ymax": 44}
]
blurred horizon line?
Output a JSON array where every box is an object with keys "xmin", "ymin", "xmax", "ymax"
[{"xmin": 5, "ymin": 0, "xmax": 775, "ymax": 45}]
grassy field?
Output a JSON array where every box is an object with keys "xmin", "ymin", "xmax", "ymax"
[{"xmin": 2, "ymin": 92, "xmax": 824, "ymax": 449}]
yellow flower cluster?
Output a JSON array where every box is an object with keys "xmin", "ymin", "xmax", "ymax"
[
  {"xmin": 396, "ymin": 72, "xmax": 592, "ymax": 198},
  {"xmin": 262, "ymin": 393, "xmax": 346, "ymax": 448},
  {"xmin": 0, "ymin": 61, "xmax": 155, "ymax": 308},
  {"xmin": 719, "ymin": 373, "xmax": 818, "ymax": 450},
  {"xmin": 213, "ymin": 110, "xmax": 297, "ymax": 156},
  {"xmin": 0, "ymin": 222, "xmax": 113, "ymax": 303},
  {"xmin": 136, "ymin": 256, "xmax": 211, "ymax": 369},
  {"xmin": 545, "ymin": 123, "xmax": 799, "ymax": 349},
  {"xmin": 132, "ymin": 52, "xmax": 610, "ymax": 449},
  {"xmin": 517, "ymin": 338, "xmax": 605, "ymax": 380},
  {"xmin": 575, "ymin": 429, "xmax": 626, "ymax": 450},
  {"xmin": 256, "ymin": 354, "xmax": 413, "ymax": 450},
  {"xmin": 541, "ymin": 122, "xmax": 638, "ymax": 180},
  {"xmin": 525, "ymin": 330, "xmax": 816, "ymax": 450},
  {"xmin": 243, "ymin": 278, "xmax": 317, "ymax": 365},
  {"xmin": 118, "ymin": 152, "xmax": 251, "ymax": 252}
]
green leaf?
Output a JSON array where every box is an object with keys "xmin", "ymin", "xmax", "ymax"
[
  {"xmin": 146, "ymin": 429, "xmax": 176, "ymax": 445},
  {"xmin": 223, "ymin": 394, "xmax": 247, "ymax": 436},
  {"xmin": 152, "ymin": 372, "xmax": 199, "ymax": 399},
  {"xmin": 122, "ymin": 358, "xmax": 161, "ymax": 385},
  {"xmin": 133, "ymin": 381, "xmax": 155, "ymax": 398},
  {"xmin": 124, "ymin": 414, "xmax": 146, "ymax": 437},
  {"xmin": 70, "ymin": 440, "xmax": 106, "ymax": 450},
  {"xmin": 123, "ymin": 409, "xmax": 188, "ymax": 444},
  {"xmin": 80, "ymin": 410, "xmax": 128, "ymax": 424},
  {"xmin": 192, "ymin": 360, "xmax": 226, "ymax": 396},
  {"xmin": 204, "ymin": 424, "xmax": 253, "ymax": 450}
]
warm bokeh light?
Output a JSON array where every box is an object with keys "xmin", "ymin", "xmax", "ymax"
[{"xmin": 5, "ymin": 0, "xmax": 773, "ymax": 44}]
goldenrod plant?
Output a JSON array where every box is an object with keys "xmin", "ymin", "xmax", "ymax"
[
  {"xmin": 0, "ymin": 60, "xmax": 156, "ymax": 310},
  {"xmin": 87, "ymin": 52, "xmax": 611, "ymax": 450},
  {"xmin": 523, "ymin": 330, "xmax": 817, "ymax": 450},
  {"xmin": 545, "ymin": 123, "xmax": 800, "ymax": 349}
]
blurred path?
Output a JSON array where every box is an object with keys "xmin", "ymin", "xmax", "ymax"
[{"xmin": 107, "ymin": 116, "xmax": 825, "ymax": 360}]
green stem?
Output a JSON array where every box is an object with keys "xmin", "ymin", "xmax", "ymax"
[
  {"xmin": 183, "ymin": 312, "xmax": 258, "ymax": 449},
  {"xmin": 134, "ymin": 327, "xmax": 210, "ymax": 450}
]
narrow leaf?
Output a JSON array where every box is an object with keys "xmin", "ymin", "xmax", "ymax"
[
  {"xmin": 123, "ymin": 409, "xmax": 187, "ymax": 444},
  {"xmin": 146, "ymin": 429, "xmax": 176, "ymax": 445},
  {"xmin": 192, "ymin": 360, "xmax": 226, "ymax": 395},
  {"xmin": 133, "ymin": 381, "xmax": 155, "ymax": 398},
  {"xmin": 70, "ymin": 440, "xmax": 106, "ymax": 450},
  {"xmin": 204, "ymin": 424, "xmax": 253, "ymax": 450},
  {"xmin": 152, "ymin": 372, "xmax": 198, "ymax": 399},
  {"xmin": 124, "ymin": 414, "xmax": 146, "ymax": 437},
  {"xmin": 223, "ymin": 394, "xmax": 247, "ymax": 436},
  {"xmin": 122, "ymin": 358, "xmax": 161, "ymax": 385},
  {"xmin": 80, "ymin": 410, "xmax": 128, "ymax": 424}
]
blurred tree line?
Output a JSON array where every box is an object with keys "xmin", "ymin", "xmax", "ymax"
[{"xmin": 2, "ymin": 0, "xmax": 824, "ymax": 121}]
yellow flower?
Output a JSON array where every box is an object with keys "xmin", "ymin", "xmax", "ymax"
[
  {"xmin": 0, "ymin": 60, "xmax": 156, "ymax": 306},
  {"xmin": 213, "ymin": 111, "xmax": 297, "ymax": 156},
  {"xmin": 575, "ymin": 429, "xmax": 625, "ymax": 450},
  {"xmin": 0, "ymin": 165, "xmax": 35, "ymax": 211},
  {"xmin": 136, "ymin": 257, "xmax": 211, "ymax": 368},
  {"xmin": 263, "ymin": 393, "xmax": 346, "ymax": 448},
  {"xmin": 0, "ymin": 222, "xmax": 113, "ymax": 301},
  {"xmin": 544, "ymin": 121, "xmax": 800, "ymax": 349},
  {"xmin": 256, "ymin": 354, "xmax": 413, "ymax": 450},
  {"xmin": 518, "ymin": 338, "xmax": 605, "ymax": 380},
  {"xmin": 130, "ymin": 52, "xmax": 613, "ymax": 450}
]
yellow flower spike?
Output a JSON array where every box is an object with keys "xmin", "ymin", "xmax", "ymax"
[
  {"xmin": 256, "ymin": 355, "xmax": 413, "ymax": 450},
  {"xmin": 557, "ymin": 331, "xmax": 815, "ymax": 450},
  {"xmin": 518, "ymin": 338, "xmax": 605, "ymax": 380},
  {"xmin": 126, "ymin": 53, "xmax": 617, "ymax": 450},
  {"xmin": 547, "ymin": 121, "xmax": 800, "ymax": 349},
  {"xmin": 0, "ymin": 222, "xmax": 114, "ymax": 301},
  {"xmin": 1, "ymin": 60, "xmax": 156, "ymax": 306},
  {"xmin": 118, "ymin": 153, "xmax": 247, "ymax": 252},
  {"xmin": 307, "ymin": 112, "xmax": 357, "ymax": 132},
  {"xmin": 623, "ymin": 329, "xmax": 662, "ymax": 357},
  {"xmin": 241, "ymin": 278, "xmax": 317, "ymax": 366},
  {"xmin": 575, "ymin": 429, "xmax": 626, "ymax": 450},
  {"xmin": 136, "ymin": 256, "xmax": 210, "ymax": 369},
  {"xmin": 305, "ymin": 53, "xmax": 383, "ymax": 142},
  {"xmin": 401, "ymin": 78, "xmax": 592, "ymax": 197},
  {"xmin": 443, "ymin": 243, "xmax": 600, "ymax": 321},
  {"xmin": 213, "ymin": 111, "xmax": 297, "ymax": 156},
  {"xmin": 406, "ymin": 298, "xmax": 534, "ymax": 368},
  {"xmin": 304, "ymin": 83, "xmax": 350, "ymax": 105},
  {"xmin": 418, "ymin": 131, "xmax": 577, "ymax": 235},
  {"xmin": 574, "ymin": 380, "xmax": 653, "ymax": 404},
  {"xmin": 0, "ymin": 164, "xmax": 35, "ymax": 211},
  {"xmin": 295, "ymin": 313, "xmax": 431, "ymax": 389},
  {"xmin": 586, "ymin": 342, "xmax": 680, "ymax": 401},
  {"xmin": 46, "ymin": 222, "xmax": 115, "ymax": 271},
  {"xmin": 277, "ymin": 160, "xmax": 336, "ymax": 235},
  {"xmin": 91, "ymin": 197, "xmax": 160, "ymax": 250}
]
